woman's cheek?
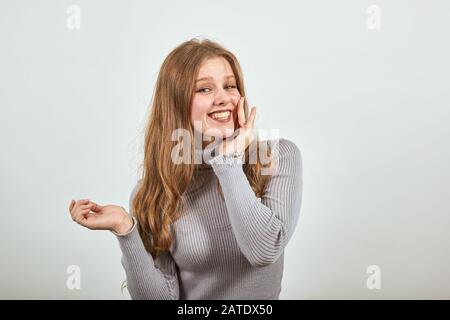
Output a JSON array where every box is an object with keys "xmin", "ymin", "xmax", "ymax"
[{"xmin": 191, "ymin": 98, "xmax": 209, "ymax": 120}]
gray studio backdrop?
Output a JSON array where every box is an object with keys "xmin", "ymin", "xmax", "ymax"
[{"xmin": 1, "ymin": 0, "xmax": 449, "ymax": 299}]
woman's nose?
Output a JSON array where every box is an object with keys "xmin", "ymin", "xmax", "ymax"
[{"xmin": 213, "ymin": 88, "xmax": 232, "ymax": 106}]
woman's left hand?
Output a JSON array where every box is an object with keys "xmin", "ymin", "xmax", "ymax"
[{"xmin": 218, "ymin": 96, "xmax": 256, "ymax": 156}]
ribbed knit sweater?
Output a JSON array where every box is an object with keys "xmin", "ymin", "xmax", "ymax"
[{"xmin": 113, "ymin": 138, "xmax": 303, "ymax": 299}]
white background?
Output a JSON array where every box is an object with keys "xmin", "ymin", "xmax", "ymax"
[{"xmin": 1, "ymin": 0, "xmax": 449, "ymax": 299}]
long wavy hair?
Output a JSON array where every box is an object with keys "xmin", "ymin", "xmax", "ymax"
[{"xmin": 132, "ymin": 38, "xmax": 274, "ymax": 259}]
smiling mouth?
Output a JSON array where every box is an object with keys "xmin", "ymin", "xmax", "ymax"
[{"xmin": 208, "ymin": 110, "xmax": 232, "ymax": 123}]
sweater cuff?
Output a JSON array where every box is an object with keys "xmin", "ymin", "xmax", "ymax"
[
  {"xmin": 208, "ymin": 152, "xmax": 244, "ymax": 172},
  {"xmin": 111, "ymin": 216, "xmax": 137, "ymax": 237},
  {"xmin": 209, "ymin": 154, "xmax": 246, "ymax": 179}
]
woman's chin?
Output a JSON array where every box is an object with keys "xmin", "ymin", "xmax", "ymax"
[{"xmin": 204, "ymin": 118, "xmax": 235, "ymax": 138}]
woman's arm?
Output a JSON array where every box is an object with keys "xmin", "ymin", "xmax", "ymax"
[
  {"xmin": 209, "ymin": 138, "xmax": 303, "ymax": 267},
  {"xmin": 113, "ymin": 183, "xmax": 180, "ymax": 300}
]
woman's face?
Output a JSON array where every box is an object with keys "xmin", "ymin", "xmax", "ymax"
[{"xmin": 190, "ymin": 57, "xmax": 241, "ymax": 141}]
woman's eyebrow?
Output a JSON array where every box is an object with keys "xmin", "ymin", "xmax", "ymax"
[{"xmin": 195, "ymin": 75, "xmax": 236, "ymax": 83}]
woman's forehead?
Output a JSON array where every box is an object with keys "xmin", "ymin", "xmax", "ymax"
[{"xmin": 197, "ymin": 57, "xmax": 234, "ymax": 79}]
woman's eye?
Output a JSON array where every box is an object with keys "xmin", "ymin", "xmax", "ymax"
[{"xmin": 196, "ymin": 85, "xmax": 236, "ymax": 93}]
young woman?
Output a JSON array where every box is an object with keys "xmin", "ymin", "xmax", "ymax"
[{"xmin": 69, "ymin": 38, "xmax": 303, "ymax": 300}]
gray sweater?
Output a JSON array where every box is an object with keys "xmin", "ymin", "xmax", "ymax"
[{"xmin": 113, "ymin": 138, "xmax": 303, "ymax": 300}]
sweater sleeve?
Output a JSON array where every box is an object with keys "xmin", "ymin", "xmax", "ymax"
[
  {"xmin": 112, "ymin": 181, "xmax": 180, "ymax": 300},
  {"xmin": 209, "ymin": 138, "xmax": 303, "ymax": 267}
]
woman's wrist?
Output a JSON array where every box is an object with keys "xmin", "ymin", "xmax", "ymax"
[{"xmin": 113, "ymin": 214, "xmax": 134, "ymax": 235}]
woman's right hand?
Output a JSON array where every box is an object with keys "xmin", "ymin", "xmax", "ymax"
[{"xmin": 69, "ymin": 199, "xmax": 133, "ymax": 234}]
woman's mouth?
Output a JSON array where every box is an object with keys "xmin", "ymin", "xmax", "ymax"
[{"xmin": 207, "ymin": 110, "xmax": 232, "ymax": 123}]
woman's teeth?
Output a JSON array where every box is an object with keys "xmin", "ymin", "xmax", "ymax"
[{"xmin": 209, "ymin": 111, "xmax": 231, "ymax": 121}]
